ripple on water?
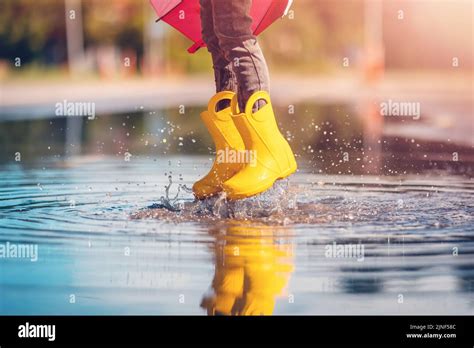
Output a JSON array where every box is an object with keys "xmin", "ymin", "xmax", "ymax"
[
  {"xmin": 131, "ymin": 174, "xmax": 474, "ymax": 239},
  {"xmin": 1, "ymin": 159, "xmax": 473, "ymax": 314}
]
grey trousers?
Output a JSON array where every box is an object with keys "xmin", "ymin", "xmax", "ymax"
[{"xmin": 200, "ymin": 0, "xmax": 270, "ymax": 110}]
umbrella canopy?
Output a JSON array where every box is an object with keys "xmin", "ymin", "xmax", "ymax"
[{"xmin": 150, "ymin": 0, "xmax": 293, "ymax": 53}]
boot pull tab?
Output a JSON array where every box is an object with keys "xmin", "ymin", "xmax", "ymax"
[
  {"xmin": 208, "ymin": 91, "xmax": 236, "ymax": 120},
  {"xmin": 230, "ymin": 94, "xmax": 240, "ymax": 115},
  {"xmin": 245, "ymin": 91, "xmax": 272, "ymax": 121}
]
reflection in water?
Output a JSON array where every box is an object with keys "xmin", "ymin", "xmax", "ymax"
[
  {"xmin": 201, "ymin": 222, "xmax": 293, "ymax": 315},
  {"xmin": 1, "ymin": 102, "xmax": 473, "ymax": 177},
  {"xmin": 341, "ymin": 277, "xmax": 383, "ymax": 294},
  {"xmin": 456, "ymin": 264, "xmax": 474, "ymax": 294},
  {"xmin": 358, "ymin": 98, "xmax": 383, "ymax": 175},
  {"xmin": 0, "ymin": 158, "xmax": 472, "ymax": 314}
]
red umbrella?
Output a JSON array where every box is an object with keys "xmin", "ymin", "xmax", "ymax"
[{"xmin": 150, "ymin": 0, "xmax": 293, "ymax": 53}]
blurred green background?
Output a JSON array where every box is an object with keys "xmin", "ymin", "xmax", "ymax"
[{"xmin": 1, "ymin": 0, "xmax": 471, "ymax": 78}]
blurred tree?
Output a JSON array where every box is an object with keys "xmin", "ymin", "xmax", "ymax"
[
  {"xmin": 0, "ymin": 0, "xmax": 67, "ymax": 65},
  {"xmin": 0, "ymin": 0, "xmax": 366, "ymax": 74},
  {"xmin": 259, "ymin": 0, "xmax": 364, "ymax": 73},
  {"xmin": 82, "ymin": 0, "xmax": 144, "ymax": 57}
]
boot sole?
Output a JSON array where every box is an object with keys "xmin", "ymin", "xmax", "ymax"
[{"xmin": 224, "ymin": 164, "xmax": 297, "ymax": 201}]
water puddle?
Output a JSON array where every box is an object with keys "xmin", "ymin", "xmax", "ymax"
[
  {"xmin": 131, "ymin": 177, "xmax": 326, "ymax": 224},
  {"xmin": 1, "ymin": 158, "xmax": 473, "ymax": 315}
]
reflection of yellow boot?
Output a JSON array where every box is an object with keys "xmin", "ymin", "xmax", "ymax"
[
  {"xmin": 235, "ymin": 225, "xmax": 293, "ymax": 315},
  {"xmin": 201, "ymin": 223, "xmax": 294, "ymax": 316},
  {"xmin": 193, "ymin": 92, "xmax": 246, "ymax": 199},
  {"xmin": 223, "ymin": 91, "xmax": 297, "ymax": 200},
  {"xmin": 201, "ymin": 267, "xmax": 243, "ymax": 315}
]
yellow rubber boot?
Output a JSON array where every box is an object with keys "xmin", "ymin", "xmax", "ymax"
[
  {"xmin": 222, "ymin": 91, "xmax": 297, "ymax": 200},
  {"xmin": 193, "ymin": 91, "xmax": 246, "ymax": 199}
]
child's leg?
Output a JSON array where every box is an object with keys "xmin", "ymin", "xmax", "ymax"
[
  {"xmin": 210, "ymin": 0, "xmax": 270, "ymax": 110},
  {"xmin": 200, "ymin": 0, "xmax": 237, "ymax": 99}
]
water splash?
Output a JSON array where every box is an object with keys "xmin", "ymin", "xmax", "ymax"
[
  {"xmin": 132, "ymin": 177, "xmax": 305, "ymax": 224},
  {"xmin": 146, "ymin": 175, "xmax": 192, "ymax": 212},
  {"xmin": 191, "ymin": 179, "xmax": 297, "ymax": 219}
]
